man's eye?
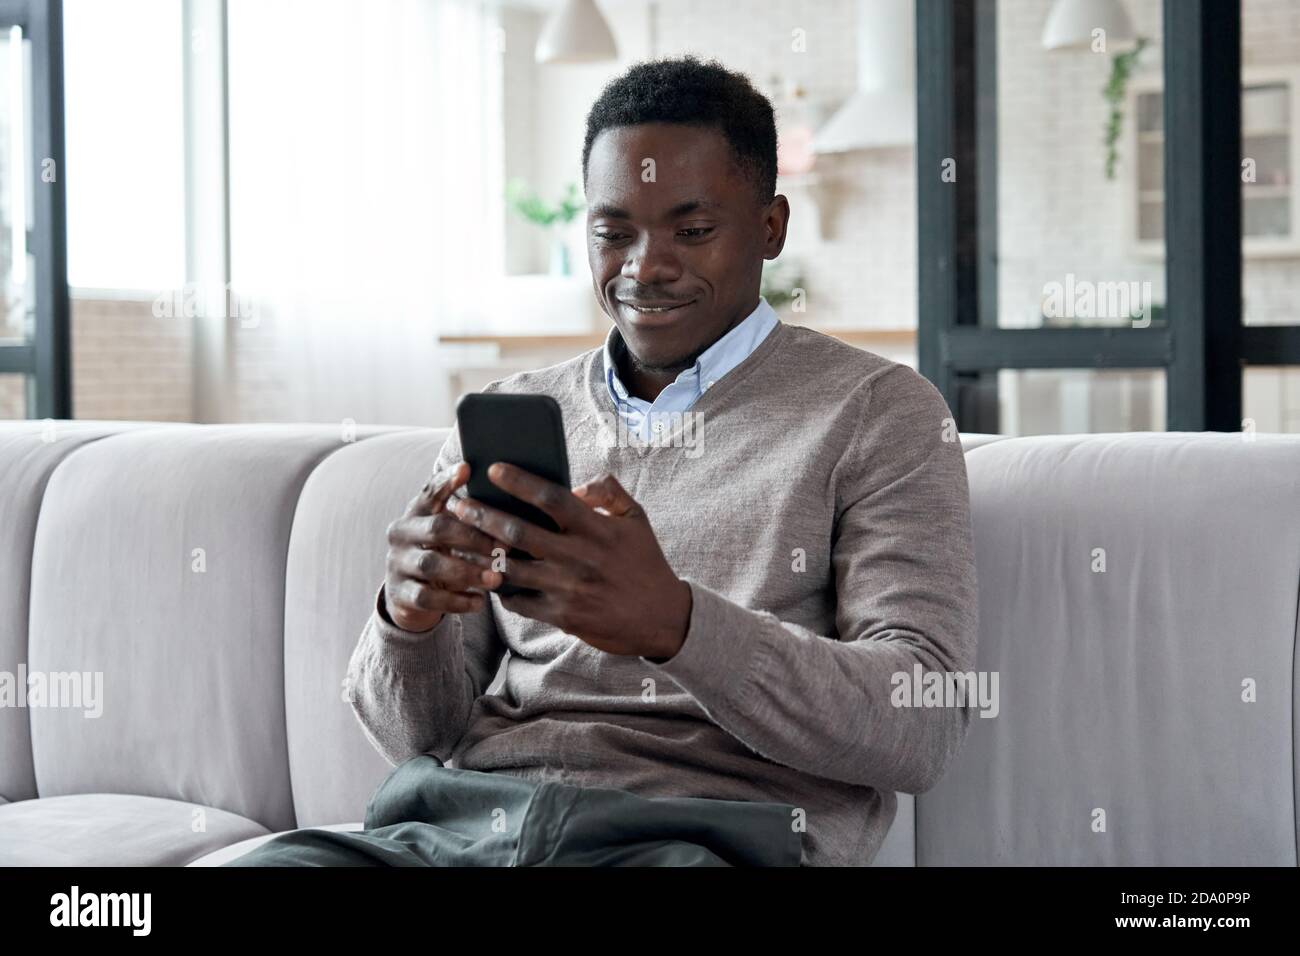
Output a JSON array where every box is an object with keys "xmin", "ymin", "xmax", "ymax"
[
  {"xmin": 677, "ymin": 227, "xmax": 713, "ymax": 238},
  {"xmin": 592, "ymin": 231, "xmax": 626, "ymax": 243}
]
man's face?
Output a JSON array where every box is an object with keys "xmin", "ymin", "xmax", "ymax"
[{"xmin": 584, "ymin": 122, "xmax": 788, "ymax": 373}]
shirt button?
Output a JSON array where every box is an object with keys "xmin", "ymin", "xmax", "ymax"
[{"xmin": 704, "ymin": 380, "xmax": 715, "ymax": 390}]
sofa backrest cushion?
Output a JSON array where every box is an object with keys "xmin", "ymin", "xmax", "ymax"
[
  {"xmin": 919, "ymin": 432, "xmax": 1300, "ymax": 865},
  {"xmin": 0, "ymin": 421, "xmax": 163, "ymax": 803},
  {"xmin": 27, "ymin": 424, "xmax": 396, "ymax": 831},
  {"xmin": 283, "ymin": 427, "xmax": 451, "ymax": 826}
]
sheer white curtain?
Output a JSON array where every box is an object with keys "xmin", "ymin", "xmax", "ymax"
[{"xmin": 227, "ymin": 0, "xmax": 504, "ymax": 425}]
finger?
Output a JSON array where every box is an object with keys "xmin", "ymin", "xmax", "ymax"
[
  {"xmin": 392, "ymin": 546, "xmax": 501, "ymax": 592},
  {"xmin": 572, "ymin": 484, "xmax": 613, "ymax": 516},
  {"xmin": 487, "ymin": 554, "xmax": 563, "ymax": 593},
  {"xmin": 484, "ymin": 462, "xmax": 594, "ymax": 535},
  {"xmin": 572, "ymin": 473, "xmax": 643, "ymax": 519},
  {"xmin": 388, "ymin": 512, "xmax": 500, "ymax": 558},
  {"xmin": 389, "ymin": 576, "xmax": 487, "ymax": 616},
  {"xmin": 447, "ymin": 495, "xmax": 567, "ymax": 560},
  {"xmin": 410, "ymin": 462, "xmax": 469, "ymax": 517}
]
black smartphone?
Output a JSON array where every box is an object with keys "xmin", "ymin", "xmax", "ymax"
[{"xmin": 454, "ymin": 392, "xmax": 571, "ymax": 598}]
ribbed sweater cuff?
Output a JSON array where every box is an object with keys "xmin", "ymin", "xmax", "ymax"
[
  {"xmin": 367, "ymin": 581, "xmax": 464, "ymax": 676},
  {"xmin": 642, "ymin": 578, "xmax": 775, "ymax": 715}
]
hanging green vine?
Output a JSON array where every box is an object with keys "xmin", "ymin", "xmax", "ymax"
[{"xmin": 1103, "ymin": 36, "xmax": 1150, "ymax": 180}]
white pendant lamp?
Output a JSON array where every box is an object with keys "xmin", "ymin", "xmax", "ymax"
[
  {"xmin": 536, "ymin": 0, "xmax": 618, "ymax": 64},
  {"xmin": 1041, "ymin": 0, "xmax": 1135, "ymax": 51},
  {"xmin": 813, "ymin": 0, "xmax": 915, "ymax": 153}
]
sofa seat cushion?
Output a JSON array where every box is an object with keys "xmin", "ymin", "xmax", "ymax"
[
  {"xmin": 187, "ymin": 822, "xmax": 364, "ymax": 866},
  {"xmin": 0, "ymin": 793, "xmax": 270, "ymax": 866}
]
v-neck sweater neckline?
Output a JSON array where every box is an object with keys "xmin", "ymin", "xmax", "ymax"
[{"xmin": 582, "ymin": 319, "xmax": 790, "ymax": 454}]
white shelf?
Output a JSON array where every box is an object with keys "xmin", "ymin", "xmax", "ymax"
[{"xmin": 1130, "ymin": 67, "xmax": 1300, "ymax": 258}]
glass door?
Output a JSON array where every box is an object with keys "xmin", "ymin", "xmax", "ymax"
[{"xmin": 918, "ymin": 0, "xmax": 1243, "ymax": 434}]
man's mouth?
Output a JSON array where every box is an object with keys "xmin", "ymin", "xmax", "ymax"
[{"xmin": 617, "ymin": 298, "xmax": 695, "ymax": 316}]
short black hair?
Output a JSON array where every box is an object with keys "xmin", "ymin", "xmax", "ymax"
[{"xmin": 581, "ymin": 55, "xmax": 777, "ymax": 204}]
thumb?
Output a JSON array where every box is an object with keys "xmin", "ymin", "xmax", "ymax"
[{"xmin": 574, "ymin": 473, "xmax": 643, "ymax": 519}]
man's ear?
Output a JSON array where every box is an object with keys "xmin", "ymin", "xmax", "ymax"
[{"xmin": 763, "ymin": 194, "xmax": 791, "ymax": 259}]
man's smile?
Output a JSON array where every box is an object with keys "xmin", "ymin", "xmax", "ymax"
[{"xmin": 617, "ymin": 297, "xmax": 698, "ymax": 324}]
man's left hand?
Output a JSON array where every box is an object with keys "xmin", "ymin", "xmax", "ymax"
[{"xmin": 446, "ymin": 462, "xmax": 692, "ymax": 661}]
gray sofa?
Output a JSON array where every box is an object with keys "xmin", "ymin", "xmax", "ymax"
[{"xmin": 0, "ymin": 420, "xmax": 1296, "ymax": 866}]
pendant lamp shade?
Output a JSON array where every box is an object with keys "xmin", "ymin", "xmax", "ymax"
[
  {"xmin": 536, "ymin": 0, "xmax": 618, "ymax": 64},
  {"xmin": 1041, "ymin": 0, "xmax": 1136, "ymax": 51}
]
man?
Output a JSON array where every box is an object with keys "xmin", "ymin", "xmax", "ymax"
[{"xmin": 228, "ymin": 55, "xmax": 977, "ymax": 867}]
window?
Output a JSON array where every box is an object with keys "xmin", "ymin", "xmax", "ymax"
[
  {"xmin": 224, "ymin": 0, "xmax": 506, "ymax": 424},
  {"xmin": 0, "ymin": 0, "xmax": 67, "ymax": 419},
  {"xmin": 62, "ymin": 0, "xmax": 183, "ymax": 292}
]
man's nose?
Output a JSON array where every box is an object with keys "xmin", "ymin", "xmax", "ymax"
[{"xmin": 621, "ymin": 233, "xmax": 682, "ymax": 286}]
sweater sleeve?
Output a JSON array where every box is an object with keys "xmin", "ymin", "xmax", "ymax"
[
  {"xmin": 641, "ymin": 364, "xmax": 979, "ymax": 794},
  {"xmin": 343, "ymin": 428, "xmax": 508, "ymax": 767}
]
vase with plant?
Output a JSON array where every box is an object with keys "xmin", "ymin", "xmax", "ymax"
[{"xmin": 506, "ymin": 179, "xmax": 585, "ymax": 276}]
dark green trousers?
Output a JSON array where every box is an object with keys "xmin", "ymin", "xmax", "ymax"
[{"xmin": 223, "ymin": 756, "xmax": 803, "ymax": 866}]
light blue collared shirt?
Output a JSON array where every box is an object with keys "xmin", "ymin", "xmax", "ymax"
[{"xmin": 602, "ymin": 296, "xmax": 779, "ymax": 443}]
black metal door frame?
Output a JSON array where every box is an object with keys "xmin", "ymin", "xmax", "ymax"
[{"xmin": 918, "ymin": 0, "xmax": 1259, "ymax": 433}]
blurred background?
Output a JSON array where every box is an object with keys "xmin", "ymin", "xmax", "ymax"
[{"xmin": 1, "ymin": 0, "xmax": 1297, "ymax": 434}]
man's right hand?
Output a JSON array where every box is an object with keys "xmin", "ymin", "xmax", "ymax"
[{"xmin": 381, "ymin": 462, "xmax": 504, "ymax": 633}]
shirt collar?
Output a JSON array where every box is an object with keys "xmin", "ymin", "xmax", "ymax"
[{"xmin": 602, "ymin": 296, "xmax": 779, "ymax": 407}]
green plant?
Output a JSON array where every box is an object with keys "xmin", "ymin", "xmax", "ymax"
[
  {"xmin": 760, "ymin": 258, "xmax": 807, "ymax": 309},
  {"xmin": 1103, "ymin": 36, "xmax": 1150, "ymax": 180},
  {"xmin": 505, "ymin": 179, "xmax": 584, "ymax": 227}
]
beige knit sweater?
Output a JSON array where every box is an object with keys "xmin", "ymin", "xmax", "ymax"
[{"xmin": 344, "ymin": 321, "xmax": 978, "ymax": 866}]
